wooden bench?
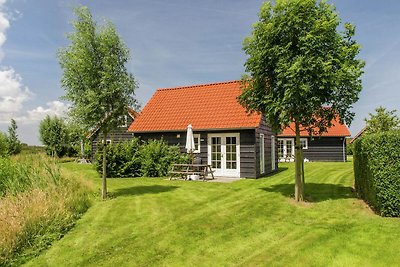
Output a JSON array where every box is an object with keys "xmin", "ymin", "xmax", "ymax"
[{"xmin": 169, "ymin": 164, "xmax": 215, "ymax": 181}]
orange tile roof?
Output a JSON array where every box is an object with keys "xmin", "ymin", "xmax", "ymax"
[
  {"xmin": 128, "ymin": 80, "xmax": 262, "ymax": 132},
  {"xmin": 278, "ymin": 117, "xmax": 351, "ymax": 137}
]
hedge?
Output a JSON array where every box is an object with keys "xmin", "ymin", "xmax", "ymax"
[
  {"xmin": 95, "ymin": 138, "xmax": 188, "ymax": 178},
  {"xmin": 353, "ymin": 130, "xmax": 400, "ymax": 217}
]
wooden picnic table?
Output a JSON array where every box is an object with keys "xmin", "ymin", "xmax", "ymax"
[{"xmin": 169, "ymin": 163, "xmax": 215, "ymax": 181}]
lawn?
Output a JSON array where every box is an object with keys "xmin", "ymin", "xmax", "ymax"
[{"xmin": 24, "ymin": 161, "xmax": 399, "ymax": 267}]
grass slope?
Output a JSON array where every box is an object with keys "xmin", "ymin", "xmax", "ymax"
[{"xmin": 25, "ymin": 161, "xmax": 399, "ymax": 267}]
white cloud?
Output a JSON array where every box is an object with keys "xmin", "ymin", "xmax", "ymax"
[
  {"xmin": 0, "ymin": 0, "xmax": 34, "ymax": 122},
  {"xmin": 19, "ymin": 100, "xmax": 69, "ymax": 123},
  {"xmin": 0, "ymin": 67, "xmax": 32, "ymax": 112}
]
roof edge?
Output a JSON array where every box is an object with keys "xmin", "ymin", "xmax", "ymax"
[
  {"xmin": 157, "ymin": 80, "xmax": 240, "ymax": 91},
  {"xmin": 129, "ymin": 126, "xmax": 257, "ymax": 133}
]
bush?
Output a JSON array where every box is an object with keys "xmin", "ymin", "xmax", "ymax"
[
  {"xmin": 353, "ymin": 131, "xmax": 400, "ymax": 217},
  {"xmin": 0, "ymin": 154, "xmax": 92, "ymax": 265},
  {"xmin": 0, "ymin": 133, "xmax": 9, "ymax": 157},
  {"xmin": 95, "ymin": 138, "xmax": 142, "ymax": 177},
  {"xmin": 95, "ymin": 138, "xmax": 187, "ymax": 178},
  {"xmin": 346, "ymin": 142, "xmax": 353, "ymax": 155},
  {"xmin": 140, "ymin": 139, "xmax": 187, "ymax": 177}
]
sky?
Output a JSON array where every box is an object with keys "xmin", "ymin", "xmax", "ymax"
[{"xmin": 0, "ymin": 0, "xmax": 399, "ymax": 145}]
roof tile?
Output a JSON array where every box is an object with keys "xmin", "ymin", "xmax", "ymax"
[
  {"xmin": 278, "ymin": 117, "xmax": 351, "ymax": 137},
  {"xmin": 128, "ymin": 81, "xmax": 262, "ymax": 132}
]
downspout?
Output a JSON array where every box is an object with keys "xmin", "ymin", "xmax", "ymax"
[{"xmin": 342, "ymin": 137, "xmax": 346, "ymax": 162}]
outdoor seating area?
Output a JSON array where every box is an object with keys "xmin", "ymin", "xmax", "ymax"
[{"xmin": 169, "ymin": 163, "xmax": 215, "ymax": 181}]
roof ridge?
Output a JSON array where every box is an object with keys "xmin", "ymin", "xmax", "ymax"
[{"xmin": 157, "ymin": 80, "xmax": 240, "ymax": 91}]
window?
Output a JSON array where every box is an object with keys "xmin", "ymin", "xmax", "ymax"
[
  {"xmin": 277, "ymin": 138, "xmax": 295, "ymax": 162},
  {"xmin": 278, "ymin": 139, "xmax": 284, "ymax": 158},
  {"xmin": 260, "ymin": 134, "xmax": 265, "ymax": 174},
  {"xmin": 193, "ymin": 134, "xmax": 201, "ymax": 153},
  {"xmin": 300, "ymin": 138, "xmax": 308, "ymax": 149},
  {"xmin": 118, "ymin": 115, "xmax": 128, "ymax": 127},
  {"xmin": 101, "ymin": 139, "xmax": 112, "ymax": 145}
]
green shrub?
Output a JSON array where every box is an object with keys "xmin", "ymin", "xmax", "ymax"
[
  {"xmin": 353, "ymin": 130, "xmax": 400, "ymax": 217},
  {"xmin": 95, "ymin": 138, "xmax": 142, "ymax": 177},
  {"xmin": 0, "ymin": 133, "xmax": 9, "ymax": 157},
  {"xmin": 95, "ymin": 138, "xmax": 187, "ymax": 178},
  {"xmin": 346, "ymin": 142, "xmax": 353, "ymax": 155},
  {"xmin": 139, "ymin": 139, "xmax": 187, "ymax": 177}
]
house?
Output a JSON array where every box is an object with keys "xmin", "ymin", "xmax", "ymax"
[
  {"xmin": 88, "ymin": 107, "xmax": 139, "ymax": 158},
  {"xmin": 277, "ymin": 119, "xmax": 351, "ymax": 162},
  {"xmin": 348, "ymin": 126, "xmax": 367, "ymax": 144},
  {"xmin": 128, "ymin": 80, "xmax": 278, "ymax": 178}
]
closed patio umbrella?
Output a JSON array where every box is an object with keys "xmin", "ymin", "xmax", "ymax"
[{"xmin": 185, "ymin": 124, "xmax": 195, "ymax": 164}]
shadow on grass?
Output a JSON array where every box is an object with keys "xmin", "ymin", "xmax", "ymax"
[
  {"xmin": 113, "ymin": 185, "xmax": 179, "ymax": 197},
  {"xmin": 261, "ymin": 167, "xmax": 289, "ymax": 178},
  {"xmin": 261, "ymin": 183, "xmax": 355, "ymax": 202}
]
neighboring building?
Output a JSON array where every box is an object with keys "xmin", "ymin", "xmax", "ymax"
[
  {"xmin": 349, "ymin": 126, "xmax": 367, "ymax": 144},
  {"xmin": 277, "ymin": 119, "xmax": 351, "ymax": 162},
  {"xmin": 87, "ymin": 107, "xmax": 139, "ymax": 158},
  {"xmin": 128, "ymin": 80, "xmax": 278, "ymax": 178}
]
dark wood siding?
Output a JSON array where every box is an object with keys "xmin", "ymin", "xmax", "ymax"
[
  {"xmin": 304, "ymin": 137, "xmax": 346, "ymax": 162},
  {"xmin": 255, "ymin": 115, "xmax": 278, "ymax": 178},
  {"xmin": 91, "ymin": 115, "xmax": 135, "ymax": 158},
  {"xmin": 278, "ymin": 136, "xmax": 346, "ymax": 162},
  {"xmin": 137, "ymin": 129, "xmax": 258, "ymax": 178}
]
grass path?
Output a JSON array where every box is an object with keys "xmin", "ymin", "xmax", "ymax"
[{"xmin": 24, "ymin": 161, "xmax": 399, "ymax": 266}]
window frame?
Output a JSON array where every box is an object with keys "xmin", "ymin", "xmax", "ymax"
[
  {"xmin": 260, "ymin": 133, "xmax": 265, "ymax": 174},
  {"xmin": 118, "ymin": 115, "xmax": 128, "ymax": 128},
  {"xmin": 193, "ymin": 134, "xmax": 201, "ymax": 153},
  {"xmin": 300, "ymin": 138, "xmax": 308, "ymax": 150}
]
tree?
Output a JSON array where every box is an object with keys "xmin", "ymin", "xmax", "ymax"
[
  {"xmin": 365, "ymin": 106, "xmax": 400, "ymax": 134},
  {"xmin": 39, "ymin": 115, "xmax": 68, "ymax": 157},
  {"xmin": 238, "ymin": 0, "xmax": 364, "ymax": 201},
  {"xmin": 7, "ymin": 119, "xmax": 22, "ymax": 155},
  {"xmin": 0, "ymin": 132, "xmax": 8, "ymax": 156},
  {"xmin": 58, "ymin": 6, "xmax": 137, "ymax": 199}
]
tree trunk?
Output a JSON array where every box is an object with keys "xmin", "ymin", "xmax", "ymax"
[
  {"xmin": 102, "ymin": 132, "xmax": 108, "ymax": 200},
  {"xmin": 294, "ymin": 121, "xmax": 304, "ymax": 201}
]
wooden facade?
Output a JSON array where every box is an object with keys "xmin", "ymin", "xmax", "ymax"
[
  {"xmin": 90, "ymin": 114, "xmax": 135, "ymax": 159},
  {"xmin": 277, "ymin": 135, "xmax": 347, "ymax": 162},
  {"xmin": 135, "ymin": 118, "xmax": 277, "ymax": 178}
]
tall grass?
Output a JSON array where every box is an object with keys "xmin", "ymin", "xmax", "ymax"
[{"xmin": 0, "ymin": 154, "xmax": 92, "ymax": 266}]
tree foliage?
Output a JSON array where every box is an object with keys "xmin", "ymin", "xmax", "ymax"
[
  {"xmin": 238, "ymin": 0, "xmax": 364, "ymax": 201},
  {"xmin": 58, "ymin": 6, "xmax": 137, "ymax": 199},
  {"xmin": 39, "ymin": 115, "xmax": 68, "ymax": 157},
  {"xmin": 7, "ymin": 119, "xmax": 22, "ymax": 155},
  {"xmin": 0, "ymin": 132, "xmax": 8, "ymax": 157},
  {"xmin": 364, "ymin": 106, "xmax": 400, "ymax": 134}
]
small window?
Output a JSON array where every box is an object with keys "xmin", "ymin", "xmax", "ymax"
[
  {"xmin": 193, "ymin": 134, "xmax": 201, "ymax": 153},
  {"xmin": 118, "ymin": 115, "xmax": 128, "ymax": 127},
  {"xmin": 300, "ymin": 138, "xmax": 308, "ymax": 149},
  {"xmin": 101, "ymin": 139, "xmax": 112, "ymax": 145}
]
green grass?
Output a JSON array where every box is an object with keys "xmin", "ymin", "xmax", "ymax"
[{"xmin": 24, "ymin": 161, "xmax": 399, "ymax": 267}]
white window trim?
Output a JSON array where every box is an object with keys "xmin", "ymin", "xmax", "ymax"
[
  {"xmin": 101, "ymin": 139, "xmax": 112, "ymax": 145},
  {"xmin": 260, "ymin": 133, "xmax": 265, "ymax": 174},
  {"xmin": 300, "ymin": 138, "xmax": 308, "ymax": 150},
  {"xmin": 118, "ymin": 115, "xmax": 128, "ymax": 128},
  {"xmin": 278, "ymin": 138, "xmax": 295, "ymax": 162},
  {"xmin": 193, "ymin": 134, "xmax": 201, "ymax": 153}
]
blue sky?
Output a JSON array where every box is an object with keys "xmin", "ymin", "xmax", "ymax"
[{"xmin": 0, "ymin": 0, "xmax": 399, "ymax": 145}]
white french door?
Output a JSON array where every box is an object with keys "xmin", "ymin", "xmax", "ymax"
[
  {"xmin": 208, "ymin": 133, "xmax": 240, "ymax": 177},
  {"xmin": 278, "ymin": 138, "xmax": 295, "ymax": 161}
]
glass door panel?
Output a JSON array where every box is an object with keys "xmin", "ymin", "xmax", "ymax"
[
  {"xmin": 286, "ymin": 139, "xmax": 293, "ymax": 157},
  {"xmin": 211, "ymin": 137, "xmax": 221, "ymax": 169},
  {"xmin": 225, "ymin": 137, "xmax": 237, "ymax": 170}
]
